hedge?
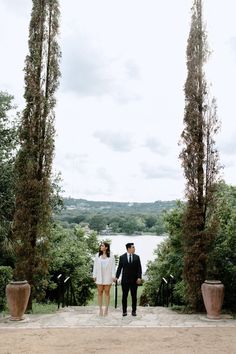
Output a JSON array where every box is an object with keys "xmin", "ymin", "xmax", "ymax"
[{"xmin": 0, "ymin": 266, "xmax": 13, "ymax": 311}]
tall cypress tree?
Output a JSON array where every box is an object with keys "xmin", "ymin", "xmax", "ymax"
[
  {"xmin": 179, "ymin": 0, "xmax": 220, "ymax": 311},
  {"xmin": 13, "ymin": 0, "xmax": 60, "ymax": 308}
]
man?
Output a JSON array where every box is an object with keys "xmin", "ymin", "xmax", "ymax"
[{"xmin": 115, "ymin": 243, "xmax": 142, "ymax": 316}]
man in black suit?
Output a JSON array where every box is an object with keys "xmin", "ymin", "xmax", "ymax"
[{"xmin": 115, "ymin": 243, "xmax": 142, "ymax": 316}]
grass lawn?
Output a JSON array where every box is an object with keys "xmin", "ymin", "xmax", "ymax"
[
  {"xmin": 30, "ymin": 286, "xmax": 143, "ymax": 313},
  {"xmin": 32, "ymin": 285, "xmax": 144, "ymax": 312},
  {"xmin": 30, "ymin": 302, "xmax": 58, "ymax": 314},
  {"xmin": 88, "ymin": 284, "xmax": 144, "ymax": 307},
  {"xmin": 1, "ymin": 301, "xmax": 58, "ymax": 316}
]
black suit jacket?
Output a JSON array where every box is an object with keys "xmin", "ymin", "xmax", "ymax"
[{"xmin": 116, "ymin": 253, "xmax": 142, "ymax": 285}]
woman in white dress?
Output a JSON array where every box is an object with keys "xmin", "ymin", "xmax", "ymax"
[{"xmin": 93, "ymin": 242, "xmax": 116, "ymax": 316}]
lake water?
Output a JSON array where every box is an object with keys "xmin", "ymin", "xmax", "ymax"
[{"xmin": 98, "ymin": 234, "xmax": 166, "ymax": 274}]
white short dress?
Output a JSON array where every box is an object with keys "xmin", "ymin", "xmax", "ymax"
[{"xmin": 93, "ymin": 253, "xmax": 116, "ymax": 285}]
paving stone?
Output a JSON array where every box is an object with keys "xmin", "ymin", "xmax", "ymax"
[{"xmin": 0, "ymin": 306, "xmax": 235, "ymax": 329}]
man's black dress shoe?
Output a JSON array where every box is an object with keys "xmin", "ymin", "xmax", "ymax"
[
  {"xmin": 122, "ymin": 312, "xmax": 127, "ymax": 316},
  {"xmin": 132, "ymin": 311, "xmax": 137, "ymax": 316}
]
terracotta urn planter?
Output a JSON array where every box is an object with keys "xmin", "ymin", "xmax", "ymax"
[
  {"xmin": 201, "ymin": 280, "xmax": 224, "ymax": 320},
  {"xmin": 6, "ymin": 281, "xmax": 31, "ymax": 321}
]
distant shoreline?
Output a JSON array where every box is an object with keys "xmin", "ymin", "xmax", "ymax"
[{"xmin": 98, "ymin": 232, "xmax": 168, "ymax": 237}]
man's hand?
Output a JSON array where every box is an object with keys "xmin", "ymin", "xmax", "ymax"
[{"xmin": 136, "ymin": 278, "xmax": 142, "ymax": 285}]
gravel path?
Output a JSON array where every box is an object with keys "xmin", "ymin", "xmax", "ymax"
[{"xmin": 1, "ymin": 306, "xmax": 235, "ymax": 353}]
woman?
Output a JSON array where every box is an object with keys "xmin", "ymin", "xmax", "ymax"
[{"xmin": 93, "ymin": 242, "xmax": 116, "ymax": 316}]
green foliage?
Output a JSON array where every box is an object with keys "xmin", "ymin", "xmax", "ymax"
[
  {"xmin": 51, "ymin": 172, "xmax": 64, "ymax": 214},
  {"xmin": 207, "ymin": 183, "xmax": 236, "ymax": 310},
  {"xmin": 88, "ymin": 214, "xmax": 106, "ymax": 233},
  {"xmin": 0, "ymin": 92, "xmax": 18, "ymax": 267},
  {"xmin": 55, "ymin": 198, "xmax": 173, "ymax": 235},
  {"xmin": 143, "ymin": 185, "xmax": 236, "ymax": 312},
  {"xmin": 49, "ymin": 224, "xmax": 99, "ymax": 305},
  {"xmin": 142, "ymin": 202, "xmax": 186, "ymax": 305},
  {"xmin": 63, "ymin": 198, "xmax": 176, "ymax": 214},
  {"xmin": 0, "ymin": 266, "xmax": 13, "ymax": 311},
  {"xmin": 121, "ymin": 216, "xmax": 144, "ymax": 234}
]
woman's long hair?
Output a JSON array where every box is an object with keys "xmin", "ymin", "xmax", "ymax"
[{"xmin": 98, "ymin": 242, "xmax": 110, "ymax": 257}]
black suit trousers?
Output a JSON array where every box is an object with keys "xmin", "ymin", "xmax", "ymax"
[{"xmin": 121, "ymin": 283, "xmax": 138, "ymax": 313}]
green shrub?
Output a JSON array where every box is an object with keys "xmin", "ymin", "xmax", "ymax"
[
  {"xmin": 207, "ymin": 183, "xmax": 236, "ymax": 310},
  {"xmin": 0, "ymin": 266, "xmax": 13, "ymax": 311},
  {"xmin": 143, "ymin": 184, "xmax": 236, "ymax": 312},
  {"xmin": 173, "ymin": 279, "xmax": 188, "ymax": 305},
  {"xmin": 142, "ymin": 202, "xmax": 185, "ymax": 306},
  {"xmin": 48, "ymin": 224, "xmax": 99, "ymax": 305}
]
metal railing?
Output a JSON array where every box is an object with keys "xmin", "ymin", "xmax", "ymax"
[
  {"xmin": 156, "ymin": 274, "xmax": 175, "ymax": 307},
  {"xmin": 57, "ymin": 274, "xmax": 77, "ymax": 309},
  {"xmin": 114, "ymin": 280, "xmax": 118, "ymax": 308}
]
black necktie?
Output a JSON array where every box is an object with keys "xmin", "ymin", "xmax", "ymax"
[{"xmin": 129, "ymin": 254, "xmax": 132, "ymax": 263}]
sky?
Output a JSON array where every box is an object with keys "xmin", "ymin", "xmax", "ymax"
[{"xmin": 0, "ymin": 0, "xmax": 236, "ymax": 202}]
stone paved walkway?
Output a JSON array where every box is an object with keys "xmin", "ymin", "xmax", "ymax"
[{"xmin": 0, "ymin": 306, "xmax": 235, "ymax": 329}]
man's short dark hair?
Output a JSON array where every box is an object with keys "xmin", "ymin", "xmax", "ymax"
[{"xmin": 126, "ymin": 243, "xmax": 134, "ymax": 250}]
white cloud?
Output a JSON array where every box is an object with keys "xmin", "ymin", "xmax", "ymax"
[
  {"xmin": 144, "ymin": 137, "xmax": 169, "ymax": 155},
  {"xmin": 61, "ymin": 35, "xmax": 113, "ymax": 97},
  {"xmin": 229, "ymin": 37, "xmax": 236, "ymax": 61},
  {"xmin": 141, "ymin": 163, "xmax": 181, "ymax": 180},
  {"xmin": 219, "ymin": 136, "xmax": 236, "ymax": 156},
  {"xmin": 61, "ymin": 32, "xmax": 142, "ymax": 104},
  {"xmin": 124, "ymin": 60, "xmax": 140, "ymax": 80},
  {"xmin": 55, "ymin": 152, "xmax": 89, "ymax": 174},
  {"xmin": 1, "ymin": 0, "xmax": 30, "ymax": 15},
  {"xmin": 93, "ymin": 130, "xmax": 134, "ymax": 152}
]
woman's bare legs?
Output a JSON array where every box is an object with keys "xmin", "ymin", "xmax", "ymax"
[
  {"xmin": 104, "ymin": 285, "xmax": 111, "ymax": 316},
  {"xmin": 97, "ymin": 285, "xmax": 104, "ymax": 316}
]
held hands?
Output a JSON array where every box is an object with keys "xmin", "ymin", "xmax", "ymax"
[{"xmin": 114, "ymin": 277, "xmax": 121, "ymax": 284}]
